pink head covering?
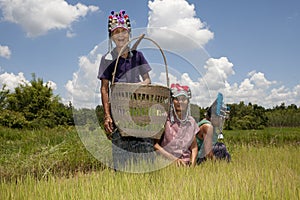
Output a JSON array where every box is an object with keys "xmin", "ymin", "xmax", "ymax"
[
  {"xmin": 169, "ymin": 83, "xmax": 192, "ymax": 124},
  {"xmin": 170, "ymin": 83, "xmax": 192, "ymax": 99}
]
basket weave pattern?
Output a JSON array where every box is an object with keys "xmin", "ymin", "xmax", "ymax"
[{"xmin": 111, "ymin": 83, "xmax": 169, "ymax": 139}]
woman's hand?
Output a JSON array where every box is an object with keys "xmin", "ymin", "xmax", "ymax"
[
  {"xmin": 175, "ymin": 158, "xmax": 188, "ymax": 167},
  {"xmin": 104, "ymin": 115, "xmax": 114, "ymax": 133}
]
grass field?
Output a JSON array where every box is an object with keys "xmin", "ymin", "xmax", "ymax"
[{"xmin": 0, "ymin": 127, "xmax": 299, "ymax": 199}]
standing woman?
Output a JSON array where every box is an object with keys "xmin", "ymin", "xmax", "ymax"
[{"xmin": 97, "ymin": 10, "xmax": 153, "ymax": 170}]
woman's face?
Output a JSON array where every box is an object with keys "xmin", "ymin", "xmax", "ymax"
[
  {"xmin": 111, "ymin": 28, "xmax": 129, "ymax": 48},
  {"xmin": 173, "ymin": 95, "xmax": 189, "ymax": 113}
]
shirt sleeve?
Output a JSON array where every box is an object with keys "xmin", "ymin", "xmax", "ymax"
[
  {"xmin": 190, "ymin": 117, "xmax": 200, "ymax": 135},
  {"xmin": 97, "ymin": 55, "xmax": 115, "ymax": 81},
  {"xmin": 136, "ymin": 51, "xmax": 151, "ymax": 75}
]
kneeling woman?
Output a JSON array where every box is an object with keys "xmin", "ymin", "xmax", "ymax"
[{"xmin": 154, "ymin": 84, "xmax": 199, "ymax": 166}]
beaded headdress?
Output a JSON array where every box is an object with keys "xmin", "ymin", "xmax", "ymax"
[
  {"xmin": 106, "ymin": 10, "xmax": 131, "ymax": 60},
  {"xmin": 108, "ymin": 10, "xmax": 131, "ymax": 36}
]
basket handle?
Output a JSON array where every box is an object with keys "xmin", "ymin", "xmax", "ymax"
[{"xmin": 111, "ymin": 34, "xmax": 169, "ymax": 87}]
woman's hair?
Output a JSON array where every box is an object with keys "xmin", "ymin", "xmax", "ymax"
[{"xmin": 205, "ymin": 106, "xmax": 212, "ymax": 119}]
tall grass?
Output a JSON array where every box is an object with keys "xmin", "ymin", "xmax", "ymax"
[
  {"xmin": 224, "ymin": 127, "xmax": 300, "ymax": 146},
  {"xmin": 0, "ymin": 126, "xmax": 104, "ymax": 181},
  {"xmin": 0, "ymin": 127, "xmax": 299, "ymax": 199},
  {"xmin": 1, "ymin": 146, "xmax": 299, "ymax": 199}
]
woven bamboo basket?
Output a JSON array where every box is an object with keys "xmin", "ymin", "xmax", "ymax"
[{"xmin": 110, "ymin": 35, "xmax": 170, "ymax": 139}]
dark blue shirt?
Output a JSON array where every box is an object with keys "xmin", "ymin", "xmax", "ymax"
[{"xmin": 97, "ymin": 48, "xmax": 151, "ymax": 83}]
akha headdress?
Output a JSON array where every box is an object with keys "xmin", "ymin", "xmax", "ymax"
[
  {"xmin": 169, "ymin": 83, "xmax": 192, "ymax": 124},
  {"xmin": 170, "ymin": 83, "xmax": 192, "ymax": 99},
  {"xmin": 106, "ymin": 10, "xmax": 131, "ymax": 60},
  {"xmin": 108, "ymin": 10, "xmax": 131, "ymax": 36}
]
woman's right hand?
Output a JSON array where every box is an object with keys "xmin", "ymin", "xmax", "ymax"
[
  {"xmin": 175, "ymin": 158, "xmax": 187, "ymax": 167},
  {"xmin": 104, "ymin": 115, "xmax": 114, "ymax": 133}
]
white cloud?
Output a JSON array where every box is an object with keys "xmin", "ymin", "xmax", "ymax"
[
  {"xmin": 293, "ymin": 84, "xmax": 300, "ymax": 106},
  {"xmin": 147, "ymin": 0, "xmax": 214, "ymax": 49},
  {"xmin": 64, "ymin": 45, "xmax": 102, "ymax": 108},
  {"xmin": 202, "ymin": 57, "xmax": 235, "ymax": 90},
  {"xmin": 248, "ymin": 71, "xmax": 275, "ymax": 89},
  {"xmin": 266, "ymin": 86, "xmax": 293, "ymax": 104},
  {"xmin": 45, "ymin": 80, "xmax": 57, "ymax": 90},
  {"xmin": 0, "ymin": 72, "xmax": 29, "ymax": 91},
  {"xmin": 157, "ymin": 57, "xmax": 300, "ymax": 108},
  {"xmin": 66, "ymin": 29, "xmax": 76, "ymax": 38},
  {"xmin": 0, "ymin": 45, "xmax": 11, "ymax": 59},
  {"xmin": 218, "ymin": 69, "xmax": 300, "ymax": 108},
  {"xmin": 155, "ymin": 56, "xmax": 233, "ymax": 107},
  {"xmin": 0, "ymin": 72, "xmax": 58, "ymax": 92},
  {"xmin": 0, "ymin": 0, "xmax": 99, "ymax": 37}
]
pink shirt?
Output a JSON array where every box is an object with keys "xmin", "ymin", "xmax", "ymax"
[{"xmin": 161, "ymin": 116, "xmax": 199, "ymax": 163}]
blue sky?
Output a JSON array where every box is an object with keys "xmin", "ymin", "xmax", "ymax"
[{"xmin": 0, "ymin": 0, "xmax": 299, "ymax": 108}]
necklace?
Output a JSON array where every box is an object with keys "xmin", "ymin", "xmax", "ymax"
[{"xmin": 172, "ymin": 104, "xmax": 190, "ymax": 124}]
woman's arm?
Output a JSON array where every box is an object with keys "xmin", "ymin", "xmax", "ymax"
[
  {"xmin": 141, "ymin": 72, "xmax": 151, "ymax": 84},
  {"xmin": 202, "ymin": 124, "xmax": 214, "ymax": 159},
  {"xmin": 101, "ymin": 79, "xmax": 114, "ymax": 133},
  {"xmin": 154, "ymin": 142, "xmax": 187, "ymax": 166},
  {"xmin": 154, "ymin": 143, "xmax": 177, "ymax": 160},
  {"xmin": 190, "ymin": 136, "xmax": 198, "ymax": 167}
]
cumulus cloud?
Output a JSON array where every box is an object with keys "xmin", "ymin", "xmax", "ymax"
[
  {"xmin": 202, "ymin": 57, "xmax": 235, "ymax": 90},
  {"xmin": 248, "ymin": 71, "xmax": 275, "ymax": 89},
  {"xmin": 222, "ymin": 70, "xmax": 300, "ymax": 108},
  {"xmin": 155, "ymin": 56, "xmax": 300, "ymax": 108},
  {"xmin": 45, "ymin": 80, "xmax": 57, "ymax": 91},
  {"xmin": 64, "ymin": 45, "xmax": 102, "ymax": 108},
  {"xmin": 147, "ymin": 0, "xmax": 214, "ymax": 49},
  {"xmin": 0, "ymin": 72, "xmax": 29, "ymax": 91},
  {"xmin": 0, "ymin": 72, "xmax": 57, "ymax": 92},
  {"xmin": 0, "ymin": 45, "xmax": 11, "ymax": 59},
  {"xmin": 0, "ymin": 0, "xmax": 99, "ymax": 37}
]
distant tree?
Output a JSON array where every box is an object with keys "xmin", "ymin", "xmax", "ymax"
[
  {"xmin": 0, "ymin": 74, "xmax": 74, "ymax": 129},
  {"xmin": 0, "ymin": 85, "xmax": 9, "ymax": 110},
  {"xmin": 226, "ymin": 102, "xmax": 267, "ymax": 130},
  {"xmin": 95, "ymin": 105, "xmax": 105, "ymax": 129},
  {"xmin": 266, "ymin": 103, "xmax": 300, "ymax": 127}
]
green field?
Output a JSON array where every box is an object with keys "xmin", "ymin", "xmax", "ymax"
[{"xmin": 1, "ymin": 127, "xmax": 299, "ymax": 199}]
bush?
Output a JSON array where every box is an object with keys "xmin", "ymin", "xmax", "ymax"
[{"xmin": 0, "ymin": 110, "xmax": 28, "ymax": 128}]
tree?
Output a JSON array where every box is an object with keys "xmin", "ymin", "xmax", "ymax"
[
  {"xmin": 0, "ymin": 85, "xmax": 9, "ymax": 110},
  {"xmin": 1, "ymin": 74, "xmax": 74, "ymax": 128},
  {"xmin": 226, "ymin": 102, "xmax": 267, "ymax": 130}
]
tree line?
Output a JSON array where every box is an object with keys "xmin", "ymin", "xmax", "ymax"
[{"xmin": 1, "ymin": 75, "xmax": 299, "ymax": 130}]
